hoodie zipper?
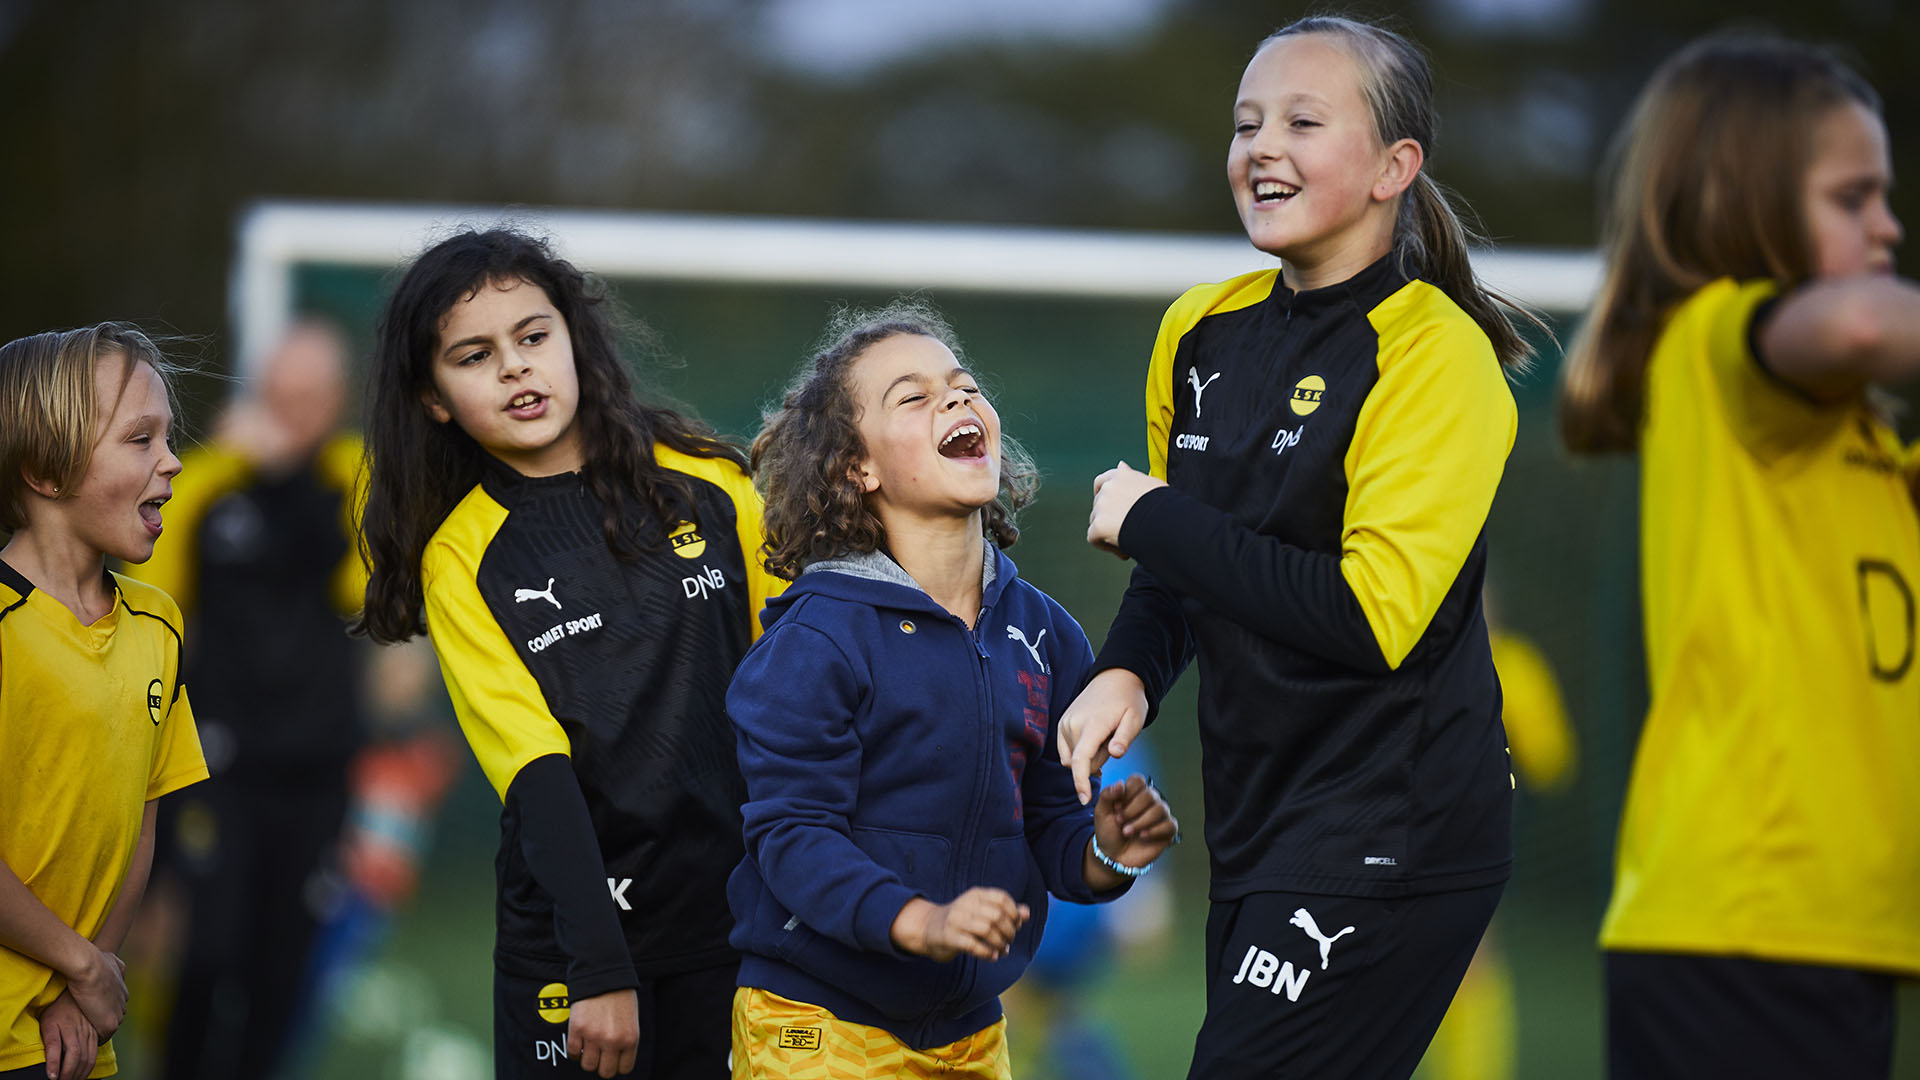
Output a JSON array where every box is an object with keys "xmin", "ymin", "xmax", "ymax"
[{"xmin": 952, "ymin": 602, "xmax": 997, "ymax": 1017}]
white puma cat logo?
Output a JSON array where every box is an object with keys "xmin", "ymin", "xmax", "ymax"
[
  {"xmin": 1290, "ymin": 908, "xmax": 1355, "ymax": 971},
  {"xmin": 1005, "ymin": 625, "xmax": 1049, "ymax": 673},
  {"xmin": 1188, "ymin": 368, "xmax": 1223, "ymax": 416},
  {"xmin": 514, "ymin": 578, "xmax": 561, "ymax": 609}
]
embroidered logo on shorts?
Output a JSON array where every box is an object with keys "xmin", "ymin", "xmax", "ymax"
[
  {"xmin": 777, "ymin": 1026, "xmax": 821, "ymax": 1050},
  {"xmin": 536, "ymin": 983, "xmax": 570, "ymax": 1024}
]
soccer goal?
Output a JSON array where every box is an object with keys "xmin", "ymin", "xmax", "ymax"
[{"xmin": 229, "ymin": 200, "xmax": 1597, "ymax": 375}]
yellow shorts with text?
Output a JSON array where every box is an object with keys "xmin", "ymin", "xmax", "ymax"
[{"xmin": 731, "ymin": 986, "xmax": 1012, "ymax": 1079}]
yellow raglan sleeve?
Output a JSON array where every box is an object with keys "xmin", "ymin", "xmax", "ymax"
[
  {"xmin": 422, "ymin": 532, "xmax": 572, "ymax": 801},
  {"xmin": 1341, "ymin": 284, "xmax": 1517, "ymax": 669},
  {"xmin": 725, "ymin": 469, "xmax": 785, "ymax": 641},
  {"xmin": 318, "ymin": 432, "xmax": 372, "ymax": 617},
  {"xmin": 129, "ymin": 583, "xmax": 209, "ymax": 800},
  {"xmin": 1144, "ymin": 270, "xmax": 1281, "ymax": 481}
]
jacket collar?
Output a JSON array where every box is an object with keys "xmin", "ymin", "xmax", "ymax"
[
  {"xmin": 1270, "ymin": 251, "xmax": 1410, "ymax": 319},
  {"xmin": 773, "ymin": 541, "xmax": 1015, "ymax": 622}
]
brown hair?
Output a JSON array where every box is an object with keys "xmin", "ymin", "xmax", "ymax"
[
  {"xmin": 1263, "ymin": 16, "xmax": 1546, "ymax": 371},
  {"xmin": 752, "ymin": 300, "xmax": 1039, "ymax": 580},
  {"xmin": 0, "ymin": 323, "xmax": 178, "ymax": 532},
  {"xmin": 1559, "ymin": 33, "xmax": 1880, "ymax": 453}
]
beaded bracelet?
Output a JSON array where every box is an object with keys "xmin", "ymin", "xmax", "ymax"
[{"xmin": 1092, "ymin": 836, "xmax": 1152, "ymax": 878}]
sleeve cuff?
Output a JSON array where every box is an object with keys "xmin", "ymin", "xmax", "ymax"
[
  {"xmin": 567, "ymin": 958, "xmax": 642, "ymax": 1002},
  {"xmin": 851, "ymin": 881, "xmax": 921, "ymax": 956}
]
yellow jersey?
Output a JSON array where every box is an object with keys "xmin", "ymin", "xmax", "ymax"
[
  {"xmin": 1600, "ymin": 278, "xmax": 1920, "ymax": 974},
  {"xmin": 0, "ymin": 562, "xmax": 208, "ymax": 1075}
]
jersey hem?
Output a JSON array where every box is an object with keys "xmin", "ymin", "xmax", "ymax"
[
  {"xmin": 1207, "ymin": 860, "xmax": 1511, "ymax": 901},
  {"xmin": 493, "ymin": 941, "xmax": 737, "ymax": 981},
  {"xmin": 1598, "ymin": 926, "xmax": 1920, "ymax": 978}
]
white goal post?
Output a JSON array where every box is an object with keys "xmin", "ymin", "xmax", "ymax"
[{"xmin": 230, "ymin": 199, "xmax": 1599, "ymax": 375}]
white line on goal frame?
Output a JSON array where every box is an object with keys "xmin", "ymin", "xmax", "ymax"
[{"xmin": 231, "ymin": 199, "xmax": 1598, "ymax": 375}]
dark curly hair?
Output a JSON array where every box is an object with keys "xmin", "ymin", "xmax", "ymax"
[
  {"xmin": 354, "ymin": 227, "xmax": 744, "ymax": 643},
  {"xmin": 752, "ymin": 300, "xmax": 1038, "ymax": 580}
]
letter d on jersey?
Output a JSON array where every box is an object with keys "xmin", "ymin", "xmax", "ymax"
[
  {"xmin": 1230, "ymin": 944, "xmax": 1312, "ymax": 1002},
  {"xmin": 1271, "ymin": 426, "xmax": 1302, "ymax": 456},
  {"xmin": 536, "ymin": 1038, "xmax": 567, "ymax": 1064}
]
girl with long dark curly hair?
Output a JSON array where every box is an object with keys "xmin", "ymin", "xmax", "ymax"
[{"xmin": 356, "ymin": 227, "xmax": 781, "ymax": 1080}]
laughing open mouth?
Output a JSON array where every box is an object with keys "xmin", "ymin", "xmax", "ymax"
[
  {"xmin": 1255, "ymin": 180, "xmax": 1300, "ymax": 203},
  {"xmin": 939, "ymin": 421, "xmax": 986, "ymax": 459}
]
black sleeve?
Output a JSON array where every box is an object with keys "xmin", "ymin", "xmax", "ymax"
[
  {"xmin": 507, "ymin": 753, "xmax": 640, "ymax": 1000},
  {"xmin": 1117, "ymin": 485, "xmax": 1392, "ymax": 674},
  {"xmin": 1091, "ymin": 562, "xmax": 1196, "ymax": 724}
]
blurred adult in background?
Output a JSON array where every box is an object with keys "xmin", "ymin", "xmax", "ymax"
[{"xmin": 130, "ymin": 320, "xmax": 370, "ymax": 1080}]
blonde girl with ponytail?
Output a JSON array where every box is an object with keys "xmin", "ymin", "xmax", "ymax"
[{"xmin": 1060, "ymin": 16, "xmax": 1539, "ymax": 1079}]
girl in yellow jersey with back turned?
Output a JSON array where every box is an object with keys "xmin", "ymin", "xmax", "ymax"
[{"xmin": 1560, "ymin": 33, "xmax": 1920, "ymax": 1080}]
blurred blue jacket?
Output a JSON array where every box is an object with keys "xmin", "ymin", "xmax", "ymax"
[{"xmin": 726, "ymin": 544, "xmax": 1111, "ymax": 1050}]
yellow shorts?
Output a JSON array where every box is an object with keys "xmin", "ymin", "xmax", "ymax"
[{"xmin": 731, "ymin": 986, "xmax": 1012, "ymax": 1079}]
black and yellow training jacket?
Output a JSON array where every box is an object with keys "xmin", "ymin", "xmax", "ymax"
[
  {"xmin": 421, "ymin": 446, "xmax": 779, "ymax": 997},
  {"xmin": 1097, "ymin": 254, "xmax": 1515, "ymax": 900}
]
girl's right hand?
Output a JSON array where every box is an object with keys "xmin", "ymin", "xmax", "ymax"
[
  {"xmin": 64, "ymin": 945, "xmax": 126, "ymax": 1039},
  {"xmin": 1057, "ymin": 668, "xmax": 1150, "ymax": 804},
  {"xmin": 890, "ymin": 889, "xmax": 1030, "ymax": 962},
  {"xmin": 567, "ymin": 988, "xmax": 639, "ymax": 1078}
]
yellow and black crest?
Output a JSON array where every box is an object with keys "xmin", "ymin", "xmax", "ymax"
[
  {"xmin": 1290, "ymin": 375, "xmax": 1326, "ymax": 417},
  {"xmin": 669, "ymin": 520, "xmax": 706, "ymax": 560}
]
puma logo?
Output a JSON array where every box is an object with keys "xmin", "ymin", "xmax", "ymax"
[
  {"xmin": 1005, "ymin": 625, "xmax": 1049, "ymax": 674},
  {"xmin": 514, "ymin": 578, "xmax": 561, "ymax": 609},
  {"xmin": 1188, "ymin": 368, "xmax": 1222, "ymax": 416},
  {"xmin": 1290, "ymin": 908, "xmax": 1355, "ymax": 971}
]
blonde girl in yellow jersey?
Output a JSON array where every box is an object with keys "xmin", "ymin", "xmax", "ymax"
[{"xmin": 1560, "ymin": 33, "xmax": 1920, "ymax": 1080}]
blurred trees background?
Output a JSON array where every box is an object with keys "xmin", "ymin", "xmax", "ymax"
[{"xmin": 0, "ymin": 0, "xmax": 1911, "ymax": 356}]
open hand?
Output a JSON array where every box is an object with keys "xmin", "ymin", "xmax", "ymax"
[{"xmin": 1057, "ymin": 668, "xmax": 1149, "ymax": 804}]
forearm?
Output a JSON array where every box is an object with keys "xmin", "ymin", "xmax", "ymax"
[
  {"xmin": 92, "ymin": 801, "xmax": 157, "ymax": 953},
  {"xmin": 1120, "ymin": 486, "xmax": 1391, "ymax": 673},
  {"xmin": 0, "ymin": 858, "xmax": 97, "ymax": 978},
  {"xmin": 1761, "ymin": 275, "xmax": 1920, "ymax": 399},
  {"xmin": 1091, "ymin": 564, "xmax": 1194, "ymax": 713},
  {"xmin": 508, "ymin": 755, "xmax": 638, "ymax": 1000}
]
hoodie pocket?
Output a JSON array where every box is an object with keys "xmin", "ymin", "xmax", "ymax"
[
  {"xmin": 850, "ymin": 824, "xmax": 954, "ymax": 900},
  {"xmin": 968, "ymin": 834, "xmax": 1043, "ymax": 1006}
]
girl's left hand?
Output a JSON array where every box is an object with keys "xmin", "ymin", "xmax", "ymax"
[
  {"xmin": 38, "ymin": 989, "xmax": 98, "ymax": 1080},
  {"xmin": 1090, "ymin": 775, "xmax": 1179, "ymax": 885},
  {"xmin": 1087, "ymin": 462, "xmax": 1167, "ymax": 557}
]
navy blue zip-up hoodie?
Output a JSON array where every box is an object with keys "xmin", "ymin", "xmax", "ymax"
[{"xmin": 726, "ymin": 544, "xmax": 1112, "ymax": 1050}]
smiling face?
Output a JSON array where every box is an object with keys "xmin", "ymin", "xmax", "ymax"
[
  {"xmin": 1229, "ymin": 34, "xmax": 1412, "ymax": 287},
  {"xmin": 848, "ymin": 333, "xmax": 1002, "ymax": 532},
  {"xmin": 1804, "ymin": 100, "xmax": 1902, "ymax": 279},
  {"xmin": 422, "ymin": 277, "xmax": 583, "ymax": 476},
  {"xmin": 65, "ymin": 354, "xmax": 182, "ymax": 565}
]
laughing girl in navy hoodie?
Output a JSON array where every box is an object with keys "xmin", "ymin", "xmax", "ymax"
[{"xmin": 726, "ymin": 301, "xmax": 1179, "ymax": 1079}]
